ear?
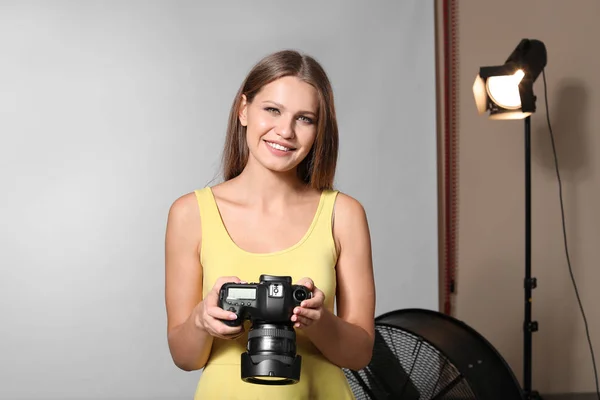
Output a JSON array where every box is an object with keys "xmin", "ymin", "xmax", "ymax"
[{"xmin": 238, "ymin": 94, "xmax": 248, "ymax": 127}]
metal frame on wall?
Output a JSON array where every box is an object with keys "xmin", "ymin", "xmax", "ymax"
[{"xmin": 440, "ymin": 0, "xmax": 459, "ymax": 316}]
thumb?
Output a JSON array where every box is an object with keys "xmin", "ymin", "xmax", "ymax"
[
  {"xmin": 210, "ymin": 276, "xmax": 244, "ymax": 301},
  {"xmin": 296, "ymin": 277, "xmax": 314, "ymax": 290},
  {"xmin": 213, "ymin": 276, "xmax": 242, "ymax": 290}
]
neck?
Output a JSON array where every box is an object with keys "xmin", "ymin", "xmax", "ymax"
[{"xmin": 230, "ymin": 159, "xmax": 310, "ymax": 206}]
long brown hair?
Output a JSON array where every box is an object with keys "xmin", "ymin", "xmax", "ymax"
[{"xmin": 221, "ymin": 49, "xmax": 339, "ymax": 190}]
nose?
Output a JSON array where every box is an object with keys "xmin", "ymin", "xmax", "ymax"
[{"xmin": 275, "ymin": 115, "xmax": 295, "ymax": 139}]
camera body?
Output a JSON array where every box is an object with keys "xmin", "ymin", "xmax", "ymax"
[
  {"xmin": 217, "ymin": 274, "xmax": 312, "ymax": 385},
  {"xmin": 218, "ymin": 274, "xmax": 311, "ymax": 327}
]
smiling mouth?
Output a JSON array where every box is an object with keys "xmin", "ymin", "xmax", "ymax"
[{"xmin": 265, "ymin": 140, "xmax": 295, "ymax": 152}]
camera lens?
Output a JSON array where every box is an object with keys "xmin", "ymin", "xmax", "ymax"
[
  {"xmin": 243, "ymin": 323, "xmax": 301, "ymax": 385},
  {"xmin": 293, "ymin": 288, "xmax": 307, "ymax": 302}
]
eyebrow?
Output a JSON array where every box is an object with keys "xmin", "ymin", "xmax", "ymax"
[{"xmin": 262, "ymin": 100, "xmax": 317, "ymax": 117}]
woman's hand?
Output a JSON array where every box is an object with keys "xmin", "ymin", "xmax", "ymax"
[
  {"xmin": 292, "ymin": 277, "xmax": 326, "ymax": 329},
  {"xmin": 194, "ymin": 276, "xmax": 245, "ymax": 340}
]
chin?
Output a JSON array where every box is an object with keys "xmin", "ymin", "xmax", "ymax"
[
  {"xmin": 261, "ymin": 152, "xmax": 308, "ymax": 173},
  {"xmin": 261, "ymin": 161, "xmax": 298, "ymax": 174}
]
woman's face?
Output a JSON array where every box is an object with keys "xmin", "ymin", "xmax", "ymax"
[{"xmin": 239, "ymin": 76, "xmax": 318, "ymax": 175}]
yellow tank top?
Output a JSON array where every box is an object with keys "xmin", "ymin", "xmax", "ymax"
[{"xmin": 193, "ymin": 187, "xmax": 355, "ymax": 400}]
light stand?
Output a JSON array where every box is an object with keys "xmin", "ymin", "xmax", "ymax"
[
  {"xmin": 524, "ymin": 114, "xmax": 539, "ymax": 399},
  {"xmin": 472, "ymin": 38, "xmax": 547, "ymax": 400}
]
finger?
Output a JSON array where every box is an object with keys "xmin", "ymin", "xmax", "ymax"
[
  {"xmin": 296, "ymin": 277, "xmax": 314, "ymax": 290},
  {"xmin": 212, "ymin": 321, "xmax": 244, "ymax": 337},
  {"xmin": 294, "ymin": 307, "xmax": 320, "ymax": 321},
  {"xmin": 207, "ymin": 305, "xmax": 239, "ymax": 322},
  {"xmin": 212, "ymin": 276, "xmax": 244, "ymax": 292},
  {"xmin": 292, "ymin": 315, "xmax": 312, "ymax": 328},
  {"xmin": 300, "ymin": 290, "xmax": 325, "ymax": 308},
  {"xmin": 217, "ymin": 326, "xmax": 245, "ymax": 339}
]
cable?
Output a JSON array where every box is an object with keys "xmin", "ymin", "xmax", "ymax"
[{"xmin": 542, "ymin": 68, "xmax": 600, "ymax": 399}]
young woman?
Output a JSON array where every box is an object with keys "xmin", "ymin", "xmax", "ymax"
[{"xmin": 164, "ymin": 49, "xmax": 376, "ymax": 399}]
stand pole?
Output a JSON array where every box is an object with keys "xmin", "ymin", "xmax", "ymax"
[{"xmin": 524, "ymin": 116, "xmax": 541, "ymax": 400}]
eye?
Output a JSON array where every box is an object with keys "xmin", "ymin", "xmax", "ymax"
[
  {"xmin": 264, "ymin": 107, "xmax": 280, "ymax": 115},
  {"xmin": 298, "ymin": 115, "xmax": 314, "ymax": 125}
]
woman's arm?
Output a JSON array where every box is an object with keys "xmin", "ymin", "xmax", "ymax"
[
  {"xmin": 165, "ymin": 194, "xmax": 245, "ymax": 371},
  {"xmin": 300, "ymin": 193, "xmax": 376, "ymax": 371},
  {"xmin": 164, "ymin": 193, "xmax": 213, "ymax": 371}
]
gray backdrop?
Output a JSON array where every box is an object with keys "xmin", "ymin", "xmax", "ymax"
[{"xmin": 0, "ymin": 1, "xmax": 437, "ymax": 398}]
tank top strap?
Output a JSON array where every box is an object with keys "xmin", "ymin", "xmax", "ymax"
[
  {"xmin": 307, "ymin": 189, "xmax": 339, "ymax": 248},
  {"xmin": 319, "ymin": 189, "xmax": 340, "ymax": 226},
  {"xmin": 194, "ymin": 187, "xmax": 232, "ymax": 258}
]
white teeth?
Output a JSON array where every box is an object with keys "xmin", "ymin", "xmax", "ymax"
[{"xmin": 267, "ymin": 141, "xmax": 291, "ymax": 151}]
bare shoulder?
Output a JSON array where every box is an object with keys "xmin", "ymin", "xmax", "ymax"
[
  {"xmin": 168, "ymin": 191, "xmax": 200, "ymax": 222},
  {"xmin": 334, "ymin": 191, "xmax": 368, "ymax": 222},
  {"xmin": 166, "ymin": 191, "xmax": 202, "ymax": 246},
  {"xmin": 333, "ymin": 191, "xmax": 370, "ymax": 251}
]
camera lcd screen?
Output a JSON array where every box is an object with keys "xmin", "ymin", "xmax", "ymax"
[{"xmin": 227, "ymin": 287, "xmax": 256, "ymax": 300}]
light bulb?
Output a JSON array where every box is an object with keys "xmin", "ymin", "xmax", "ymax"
[{"xmin": 486, "ymin": 69, "xmax": 525, "ymax": 109}]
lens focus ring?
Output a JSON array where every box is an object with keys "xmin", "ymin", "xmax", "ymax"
[{"xmin": 248, "ymin": 328, "xmax": 296, "ymax": 341}]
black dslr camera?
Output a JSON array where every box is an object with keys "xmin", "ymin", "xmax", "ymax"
[{"xmin": 218, "ymin": 274, "xmax": 312, "ymax": 385}]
